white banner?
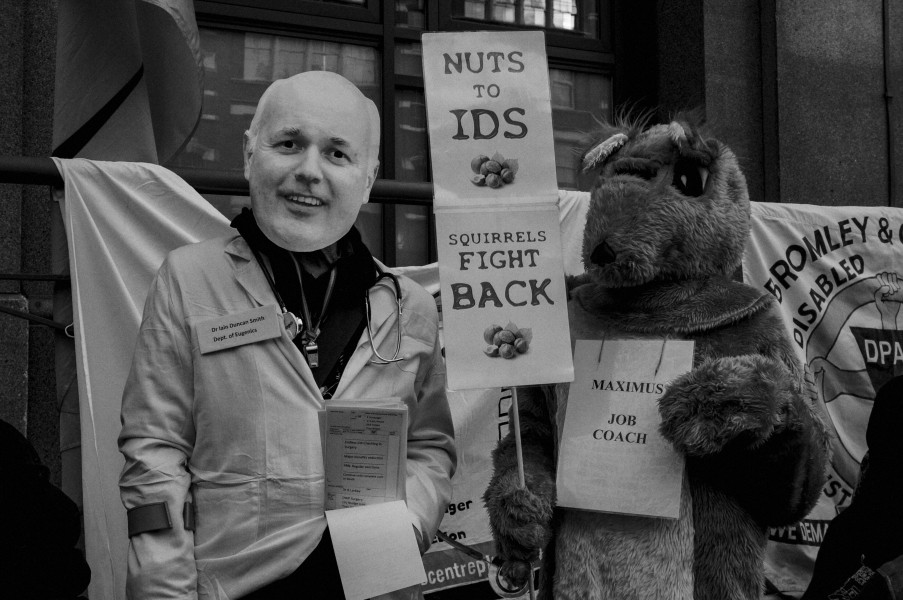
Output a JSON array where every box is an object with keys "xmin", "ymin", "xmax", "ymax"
[
  {"xmin": 743, "ymin": 201, "xmax": 903, "ymax": 596},
  {"xmin": 421, "ymin": 385, "xmax": 514, "ymax": 593},
  {"xmin": 54, "ymin": 158, "xmax": 230, "ymax": 600},
  {"xmin": 53, "ymin": 5, "xmax": 203, "ymax": 595}
]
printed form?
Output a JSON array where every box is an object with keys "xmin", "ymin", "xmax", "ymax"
[{"xmin": 324, "ymin": 400, "xmax": 408, "ymax": 510}]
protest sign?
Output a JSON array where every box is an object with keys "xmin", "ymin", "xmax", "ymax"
[
  {"xmin": 556, "ymin": 339, "xmax": 691, "ymax": 519},
  {"xmin": 421, "ymin": 31, "xmax": 558, "ymax": 208},
  {"xmin": 435, "ymin": 205, "xmax": 572, "ymax": 389},
  {"xmin": 743, "ymin": 201, "xmax": 903, "ymax": 596},
  {"xmin": 423, "ymin": 30, "xmax": 573, "ymax": 391},
  {"xmin": 400, "ymin": 196, "xmax": 590, "ymax": 594}
]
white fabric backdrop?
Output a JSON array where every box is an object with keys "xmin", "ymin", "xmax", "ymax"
[
  {"xmin": 58, "ymin": 157, "xmax": 888, "ymax": 600},
  {"xmin": 53, "ymin": 158, "xmax": 230, "ymax": 599}
]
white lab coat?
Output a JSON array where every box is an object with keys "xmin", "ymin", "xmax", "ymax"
[{"xmin": 118, "ymin": 234, "xmax": 456, "ymax": 599}]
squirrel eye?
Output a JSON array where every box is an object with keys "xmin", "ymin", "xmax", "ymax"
[
  {"xmin": 672, "ymin": 157, "xmax": 709, "ymax": 197},
  {"xmin": 614, "ymin": 164, "xmax": 657, "ymax": 181}
]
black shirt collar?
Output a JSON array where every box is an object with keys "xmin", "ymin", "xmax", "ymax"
[{"xmin": 231, "ymin": 207, "xmax": 378, "ymax": 387}]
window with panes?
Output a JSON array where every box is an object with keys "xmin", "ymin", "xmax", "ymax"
[{"xmin": 173, "ymin": 1, "xmax": 613, "ymax": 267}]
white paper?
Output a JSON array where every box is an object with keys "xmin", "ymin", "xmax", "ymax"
[
  {"xmin": 326, "ymin": 500, "xmax": 427, "ymax": 600},
  {"xmin": 556, "ymin": 339, "xmax": 693, "ymax": 519},
  {"xmin": 324, "ymin": 400, "xmax": 408, "ymax": 510}
]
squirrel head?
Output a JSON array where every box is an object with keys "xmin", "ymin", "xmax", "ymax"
[{"xmin": 579, "ymin": 112, "xmax": 750, "ymax": 288}]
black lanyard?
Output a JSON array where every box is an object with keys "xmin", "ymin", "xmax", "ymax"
[
  {"xmin": 289, "ymin": 253, "xmax": 337, "ymax": 369},
  {"xmin": 247, "ymin": 245, "xmax": 337, "ymax": 369},
  {"xmin": 247, "ymin": 245, "xmax": 303, "ymax": 339}
]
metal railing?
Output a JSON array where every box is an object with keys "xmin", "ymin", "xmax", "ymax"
[
  {"xmin": 0, "ymin": 155, "xmax": 435, "ymax": 205},
  {"xmin": 0, "ymin": 155, "xmax": 437, "ymax": 330}
]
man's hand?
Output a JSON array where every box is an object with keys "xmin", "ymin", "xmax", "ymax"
[{"xmin": 413, "ymin": 525, "xmax": 424, "ymax": 554}]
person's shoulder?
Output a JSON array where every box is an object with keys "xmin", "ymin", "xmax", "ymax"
[
  {"xmin": 160, "ymin": 234, "xmax": 241, "ymax": 280},
  {"xmin": 167, "ymin": 234, "xmax": 237, "ymax": 262},
  {"xmin": 395, "ymin": 272, "xmax": 440, "ymax": 316},
  {"xmin": 392, "ymin": 273, "xmax": 442, "ymax": 348},
  {"xmin": 876, "ymin": 375, "xmax": 903, "ymax": 400},
  {"xmin": 166, "ymin": 234, "xmax": 238, "ymax": 266}
]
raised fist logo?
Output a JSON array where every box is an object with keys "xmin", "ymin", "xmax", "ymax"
[{"xmin": 874, "ymin": 271, "xmax": 903, "ymax": 328}]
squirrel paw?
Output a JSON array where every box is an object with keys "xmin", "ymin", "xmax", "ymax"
[
  {"xmin": 659, "ymin": 354, "xmax": 798, "ymax": 456},
  {"xmin": 484, "ymin": 471, "xmax": 554, "ymax": 562}
]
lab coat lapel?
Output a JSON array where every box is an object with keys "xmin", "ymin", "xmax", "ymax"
[
  {"xmin": 334, "ymin": 279, "xmax": 398, "ymax": 396},
  {"xmin": 225, "ymin": 238, "xmax": 321, "ymax": 396},
  {"xmin": 226, "ymin": 237, "xmax": 274, "ymax": 307}
]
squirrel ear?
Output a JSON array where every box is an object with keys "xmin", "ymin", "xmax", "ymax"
[
  {"xmin": 669, "ymin": 119, "xmax": 717, "ymax": 164},
  {"xmin": 582, "ymin": 133, "xmax": 628, "ymax": 172},
  {"xmin": 667, "ymin": 121, "xmax": 687, "ymax": 145}
]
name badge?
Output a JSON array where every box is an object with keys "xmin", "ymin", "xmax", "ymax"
[{"xmin": 197, "ymin": 305, "xmax": 282, "ymax": 354}]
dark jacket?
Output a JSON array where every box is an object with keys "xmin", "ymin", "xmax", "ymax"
[
  {"xmin": 0, "ymin": 419, "xmax": 90, "ymax": 599},
  {"xmin": 802, "ymin": 375, "xmax": 903, "ymax": 600}
]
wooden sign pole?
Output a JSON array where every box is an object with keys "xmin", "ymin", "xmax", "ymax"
[{"xmin": 509, "ymin": 387, "xmax": 536, "ymax": 600}]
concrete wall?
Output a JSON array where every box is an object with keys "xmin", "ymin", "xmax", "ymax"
[
  {"xmin": 628, "ymin": 0, "xmax": 900, "ymax": 208},
  {"xmin": 0, "ymin": 0, "xmax": 60, "ymax": 482},
  {"xmin": 702, "ymin": 0, "xmax": 902, "ymax": 208},
  {"xmin": 0, "ymin": 3, "xmax": 28, "ymax": 433},
  {"xmin": 702, "ymin": 0, "xmax": 767, "ymax": 204},
  {"xmin": 622, "ymin": 0, "xmax": 771, "ymax": 202},
  {"xmin": 776, "ymin": 0, "xmax": 892, "ymax": 207}
]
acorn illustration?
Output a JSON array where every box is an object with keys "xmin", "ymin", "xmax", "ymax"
[
  {"xmin": 470, "ymin": 152, "xmax": 519, "ymax": 187},
  {"xmin": 483, "ymin": 324, "xmax": 503, "ymax": 344},
  {"xmin": 471, "ymin": 155, "xmax": 490, "ymax": 174},
  {"xmin": 482, "ymin": 321, "xmax": 532, "ymax": 359}
]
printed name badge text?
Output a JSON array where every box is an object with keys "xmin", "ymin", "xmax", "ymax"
[{"xmin": 197, "ymin": 305, "xmax": 282, "ymax": 354}]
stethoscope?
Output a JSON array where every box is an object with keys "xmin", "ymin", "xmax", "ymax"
[
  {"xmin": 366, "ymin": 269, "xmax": 405, "ymax": 364},
  {"xmin": 249, "ymin": 245, "xmax": 405, "ymax": 365}
]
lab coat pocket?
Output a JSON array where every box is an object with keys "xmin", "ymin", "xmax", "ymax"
[{"xmin": 192, "ymin": 478, "xmax": 260, "ymax": 558}]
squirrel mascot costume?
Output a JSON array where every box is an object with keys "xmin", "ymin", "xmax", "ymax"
[{"xmin": 483, "ymin": 114, "xmax": 831, "ymax": 600}]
